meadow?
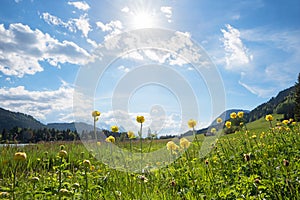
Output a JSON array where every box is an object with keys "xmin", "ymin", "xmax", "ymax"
[{"xmin": 0, "ymin": 114, "xmax": 299, "ymax": 199}]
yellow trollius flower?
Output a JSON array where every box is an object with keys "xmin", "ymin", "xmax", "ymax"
[
  {"xmin": 237, "ymin": 111, "xmax": 244, "ymax": 118},
  {"xmin": 188, "ymin": 119, "xmax": 197, "ymax": 128},
  {"xmin": 136, "ymin": 116, "xmax": 145, "ymax": 123},
  {"xmin": 210, "ymin": 128, "xmax": 217, "ymax": 134},
  {"xmin": 58, "ymin": 150, "xmax": 68, "ymax": 158},
  {"xmin": 265, "ymin": 114, "xmax": 273, "ymax": 121},
  {"xmin": 166, "ymin": 141, "xmax": 179, "ymax": 151},
  {"xmin": 180, "ymin": 138, "xmax": 191, "ymax": 149},
  {"xmin": 111, "ymin": 126, "xmax": 119, "ymax": 133},
  {"xmin": 92, "ymin": 110, "xmax": 101, "ymax": 118},
  {"xmin": 105, "ymin": 135, "xmax": 115, "ymax": 143},
  {"xmin": 225, "ymin": 121, "xmax": 231, "ymax": 128},
  {"xmin": 230, "ymin": 112, "xmax": 237, "ymax": 119},
  {"xmin": 14, "ymin": 152, "xmax": 27, "ymax": 161},
  {"xmin": 216, "ymin": 118, "xmax": 222, "ymax": 123},
  {"xmin": 83, "ymin": 159, "xmax": 91, "ymax": 167},
  {"xmin": 127, "ymin": 131, "xmax": 135, "ymax": 139},
  {"xmin": 282, "ymin": 120, "xmax": 289, "ymax": 125}
]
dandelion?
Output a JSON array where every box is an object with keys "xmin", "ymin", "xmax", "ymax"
[
  {"xmin": 265, "ymin": 114, "xmax": 273, "ymax": 121},
  {"xmin": 14, "ymin": 152, "xmax": 27, "ymax": 161},
  {"xmin": 188, "ymin": 119, "xmax": 197, "ymax": 128},
  {"xmin": 127, "ymin": 131, "xmax": 135, "ymax": 139},
  {"xmin": 111, "ymin": 125, "xmax": 119, "ymax": 133},
  {"xmin": 58, "ymin": 150, "xmax": 68, "ymax": 158},
  {"xmin": 230, "ymin": 112, "xmax": 237, "ymax": 119},
  {"xmin": 217, "ymin": 117, "xmax": 222, "ymax": 123},
  {"xmin": 105, "ymin": 135, "xmax": 115, "ymax": 143},
  {"xmin": 180, "ymin": 138, "xmax": 191, "ymax": 149},
  {"xmin": 136, "ymin": 115, "xmax": 145, "ymax": 123},
  {"xmin": 166, "ymin": 141, "xmax": 179, "ymax": 151},
  {"xmin": 225, "ymin": 121, "xmax": 231, "ymax": 129},
  {"xmin": 237, "ymin": 111, "xmax": 244, "ymax": 118},
  {"xmin": 282, "ymin": 120, "xmax": 289, "ymax": 125}
]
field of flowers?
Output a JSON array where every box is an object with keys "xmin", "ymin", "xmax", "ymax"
[{"xmin": 0, "ymin": 114, "xmax": 299, "ymax": 199}]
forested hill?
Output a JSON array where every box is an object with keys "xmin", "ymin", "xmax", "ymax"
[
  {"xmin": 0, "ymin": 107, "xmax": 45, "ymax": 131},
  {"xmin": 248, "ymin": 86, "xmax": 295, "ymax": 122}
]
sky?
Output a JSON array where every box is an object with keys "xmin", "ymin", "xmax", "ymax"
[{"xmin": 0, "ymin": 0, "xmax": 300, "ymax": 136}]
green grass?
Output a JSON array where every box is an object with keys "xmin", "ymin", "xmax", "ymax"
[
  {"xmin": 0, "ymin": 118, "xmax": 299, "ymax": 199},
  {"xmin": 246, "ymin": 114, "xmax": 284, "ymax": 132}
]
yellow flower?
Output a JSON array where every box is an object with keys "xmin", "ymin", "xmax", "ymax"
[
  {"xmin": 282, "ymin": 120, "xmax": 289, "ymax": 125},
  {"xmin": 90, "ymin": 165, "xmax": 95, "ymax": 171},
  {"xmin": 105, "ymin": 135, "xmax": 115, "ymax": 143},
  {"xmin": 97, "ymin": 141, "xmax": 101, "ymax": 146},
  {"xmin": 292, "ymin": 122, "xmax": 296, "ymax": 126},
  {"xmin": 111, "ymin": 125, "xmax": 119, "ymax": 133},
  {"xmin": 127, "ymin": 131, "xmax": 135, "ymax": 139},
  {"xmin": 230, "ymin": 112, "xmax": 237, "ymax": 119},
  {"xmin": 237, "ymin": 111, "xmax": 244, "ymax": 118},
  {"xmin": 92, "ymin": 110, "xmax": 101, "ymax": 117},
  {"xmin": 265, "ymin": 114, "xmax": 273, "ymax": 121},
  {"xmin": 225, "ymin": 121, "xmax": 231, "ymax": 128},
  {"xmin": 188, "ymin": 119, "xmax": 197, "ymax": 128},
  {"xmin": 136, "ymin": 115, "xmax": 145, "ymax": 123},
  {"xmin": 251, "ymin": 135, "xmax": 257, "ymax": 139},
  {"xmin": 14, "ymin": 152, "xmax": 27, "ymax": 161},
  {"xmin": 210, "ymin": 128, "xmax": 217, "ymax": 134},
  {"xmin": 166, "ymin": 141, "xmax": 179, "ymax": 151},
  {"xmin": 216, "ymin": 118, "xmax": 222, "ymax": 123},
  {"xmin": 83, "ymin": 160, "xmax": 91, "ymax": 167},
  {"xmin": 58, "ymin": 150, "xmax": 68, "ymax": 158},
  {"xmin": 180, "ymin": 138, "xmax": 191, "ymax": 149}
]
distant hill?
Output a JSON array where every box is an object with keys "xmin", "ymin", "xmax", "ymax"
[
  {"xmin": 0, "ymin": 107, "xmax": 45, "ymax": 131},
  {"xmin": 248, "ymin": 86, "xmax": 295, "ymax": 122},
  {"xmin": 46, "ymin": 122, "xmax": 101, "ymax": 133}
]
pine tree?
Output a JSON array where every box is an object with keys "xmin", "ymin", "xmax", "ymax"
[{"xmin": 294, "ymin": 73, "xmax": 300, "ymax": 121}]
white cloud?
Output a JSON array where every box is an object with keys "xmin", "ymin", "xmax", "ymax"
[
  {"xmin": 73, "ymin": 14, "xmax": 91, "ymax": 37},
  {"xmin": 0, "ymin": 23, "xmax": 90, "ymax": 77},
  {"xmin": 68, "ymin": 1, "xmax": 90, "ymax": 11},
  {"xmin": 238, "ymin": 80, "xmax": 275, "ymax": 98},
  {"xmin": 160, "ymin": 6, "xmax": 172, "ymax": 22},
  {"xmin": 117, "ymin": 65, "xmax": 130, "ymax": 73},
  {"xmin": 96, "ymin": 20, "xmax": 123, "ymax": 41},
  {"xmin": 0, "ymin": 82, "xmax": 74, "ymax": 121},
  {"xmin": 121, "ymin": 6, "xmax": 130, "ymax": 13},
  {"xmin": 221, "ymin": 24, "xmax": 253, "ymax": 70}
]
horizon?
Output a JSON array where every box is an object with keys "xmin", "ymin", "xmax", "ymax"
[{"xmin": 0, "ymin": 0, "xmax": 300, "ymax": 136}]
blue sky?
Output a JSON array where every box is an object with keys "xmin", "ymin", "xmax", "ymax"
[{"xmin": 0, "ymin": 0, "xmax": 299, "ymax": 135}]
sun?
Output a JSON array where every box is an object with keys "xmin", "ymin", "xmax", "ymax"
[{"xmin": 130, "ymin": 11, "xmax": 157, "ymax": 29}]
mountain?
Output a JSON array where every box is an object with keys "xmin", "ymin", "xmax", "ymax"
[
  {"xmin": 0, "ymin": 107, "xmax": 45, "ymax": 131},
  {"xmin": 46, "ymin": 122, "xmax": 101, "ymax": 132}
]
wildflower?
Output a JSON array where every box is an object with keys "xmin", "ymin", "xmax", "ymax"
[
  {"xmin": 265, "ymin": 114, "xmax": 273, "ymax": 121},
  {"xmin": 136, "ymin": 115, "xmax": 145, "ymax": 123},
  {"xmin": 127, "ymin": 131, "xmax": 135, "ymax": 139},
  {"xmin": 92, "ymin": 110, "xmax": 101, "ymax": 118},
  {"xmin": 237, "ymin": 111, "xmax": 244, "ymax": 118},
  {"xmin": 204, "ymin": 159, "xmax": 209, "ymax": 165},
  {"xmin": 14, "ymin": 152, "xmax": 27, "ymax": 161},
  {"xmin": 216, "ymin": 117, "xmax": 222, "ymax": 123},
  {"xmin": 210, "ymin": 128, "xmax": 217, "ymax": 134},
  {"xmin": 283, "ymin": 159, "xmax": 289, "ymax": 167},
  {"xmin": 225, "ymin": 121, "xmax": 231, "ymax": 128},
  {"xmin": 188, "ymin": 119, "xmax": 197, "ymax": 128},
  {"xmin": 72, "ymin": 183, "xmax": 80, "ymax": 189},
  {"xmin": 292, "ymin": 122, "xmax": 296, "ymax": 126},
  {"xmin": 59, "ymin": 188, "xmax": 72, "ymax": 197},
  {"xmin": 31, "ymin": 177, "xmax": 39, "ymax": 183},
  {"xmin": 111, "ymin": 125, "xmax": 119, "ymax": 133},
  {"xmin": 244, "ymin": 153, "xmax": 251, "ymax": 162},
  {"xmin": 138, "ymin": 175, "xmax": 148, "ymax": 183},
  {"xmin": 58, "ymin": 150, "xmax": 68, "ymax": 158},
  {"xmin": 97, "ymin": 141, "xmax": 101, "ymax": 146},
  {"xmin": 83, "ymin": 160, "xmax": 91, "ymax": 167},
  {"xmin": 180, "ymin": 138, "xmax": 191, "ymax": 149},
  {"xmin": 230, "ymin": 112, "xmax": 237, "ymax": 119},
  {"xmin": 166, "ymin": 141, "xmax": 179, "ymax": 151},
  {"xmin": 105, "ymin": 135, "xmax": 115, "ymax": 143},
  {"xmin": 240, "ymin": 122, "xmax": 244, "ymax": 126},
  {"xmin": 251, "ymin": 135, "xmax": 257, "ymax": 139},
  {"xmin": 90, "ymin": 165, "xmax": 95, "ymax": 171},
  {"xmin": 282, "ymin": 120, "xmax": 289, "ymax": 125}
]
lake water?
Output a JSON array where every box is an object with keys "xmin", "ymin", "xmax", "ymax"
[{"xmin": 0, "ymin": 143, "xmax": 33, "ymax": 147}]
